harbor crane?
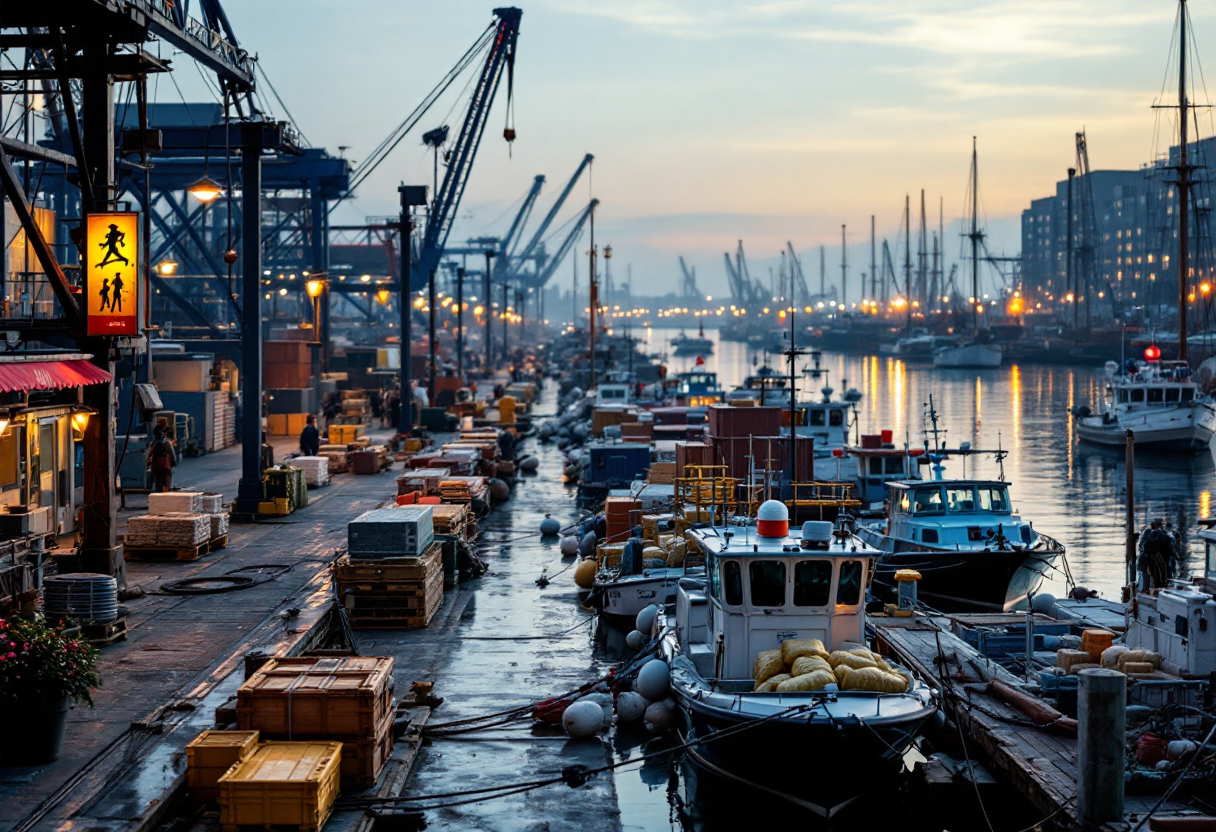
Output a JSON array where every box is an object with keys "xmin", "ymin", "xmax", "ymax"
[
  {"xmin": 679, "ymin": 257, "xmax": 700, "ymax": 299},
  {"xmin": 786, "ymin": 242, "xmax": 811, "ymax": 306},
  {"xmin": 531, "ymin": 199, "xmax": 599, "ymax": 287},
  {"xmin": 506, "ymin": 153, "xmax": 594, "ymax": 287},
  {"xmin": 1075, "ymin": 130, "xmax": 1099, "ymax": 326},
  {"xmin": 724, "ymin": 241, "xmax": 766, "ymax": 308}
]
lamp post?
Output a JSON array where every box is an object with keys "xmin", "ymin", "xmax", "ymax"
[
  {"xmin": 483, "ymin": 250, "xmax": 495, "ymax": 370},
  {"xmin": 306, "ymin": 276, "xmax": 327, "ymax": 417},
  {"xmin": 501, "ymin": 281, "xmax": 510, "ymax": 363},
  {"xmin": 456, "ymin": 266, "xmax": 466, "ymax": 379}
]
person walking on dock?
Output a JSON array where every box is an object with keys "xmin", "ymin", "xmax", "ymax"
[
  {"xmin": 147, "ymin": 425, "xmax": 177, "ymax": 492},
  {"xmin": 299, "ymin": 414, "xmax": 320, "ymax": 457}
]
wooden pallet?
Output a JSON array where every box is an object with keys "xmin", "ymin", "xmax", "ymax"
[
  {"xmin": 211, "ymin": 533, "xmax": 229, "ymax": 551},
  {"xmin": 123, "ymin": 539, "xmax": 210, "ymax": 562},
  {"xmin": 81, "ymin": 616, "xmax": 128, "ymax": 647}
]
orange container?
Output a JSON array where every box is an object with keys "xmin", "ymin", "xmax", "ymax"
[{"xmin": 1081, "ymin": 629, "xmax": 1116, "ymax": 659}]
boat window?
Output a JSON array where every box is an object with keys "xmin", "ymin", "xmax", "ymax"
[
  {"xmin": 837, "ymin": 560, "xmax": 863, "ymax": 606},
  {"xmin": 749, "ymin": 560, "xmax": 786, "ymax": 607},
  {"xmin": 1181, "ymin": 387, "xmax": 1194, "ymax": 402},
  {"xmin": 809, "ymin": 410, "xmax": 826, "ymax": 426},
  {"xmin": 1208, "ymin": 543, "xmax": 1216, "ymax": 582},
  {"xmin": 912, "ymin": 487, "xmax": 944, "ymax": 514},
  {"xmin": 884, "ymin": 456, "xmax": 905, "ymax": 475},
  {"xmin": 1165, "ymin": 387, "xmax": 1180, "ymax": 403},
  {"xmin": 708, "ymin": 553, "xmax": 720, "ymax": 599},
  {"xmin": 921, "ymin": 529, "xmax": 939, "ymax": 543},
  {"xmin": 868, "ymin": 457, "xmax": 884, "ymax": 475},
  {"xmin": 723, "ymin": 560, "xmax": 743, "ymax": 606},
  {"xmin": 1148, "ymin": 388, "xmax": 1164, "ymax": 404},
  {"xmin": 946, "ymin": 487, "xmax": 976, "ymax": 512},
  {"xmin": 1118, "ymin": 390, "xmax": 1129, "ymax": 404},
  {"xmin": 829, "ymin": 410, "xmax": 844, "ymax": 427},
  {"xmin": 1131, "ymin": 389, "xmax": 1145, "ymax": 403},
  {"xmin": 976, "ymin": 486, "xmax": 1010, "ymax": 513},
  {"xmin": 793, "ymin": 560, "xmax": 832, "ymax": 606}
]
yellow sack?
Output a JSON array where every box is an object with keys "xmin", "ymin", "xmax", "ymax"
[
  {"xmin": 867, "ymin": 651, "xmax": 893, "ymax": 673},
  {"xmin": 837, "ymin": 666, "xmax": 908, "ymax": 693},
  {"xmin": 1117, "ymin": 649, "xmax": 1161, "ymax": 670},
  {"xmin": 754, "ymin": 650, "xmax": 785, "ymax": 684},
  {"xmin": 755, "ymin": 674, "xmax": 791, "ymax": 692},
  {"xmin": 777, "ymin": 670, "xmax": 836, "ymax": 692},
  {"xmin": 781, "ymin": 638, "xmax": 829, "ymax": 665},
  {"xmin": 666, "ymin": 539, "xmax": 687, "ymax": 567},
  {"xmin": 790, "ymin": 656, "xmax": 834, "ymax": 677},
  {"xmin": 829, "ymin": 650, "xmax": 878, "ymax": 671}
]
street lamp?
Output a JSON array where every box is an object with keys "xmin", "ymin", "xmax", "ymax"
[
  {"xmin": 155, "ymin": 259, "xmax": 179, "ymax": 276},
  {"xmin": 69, "ymin": 405, "xmax": 96, "ymax": 442},
  {"xmin": 187, "ymin": 175, "xmax": 224, "ymax": 203}
]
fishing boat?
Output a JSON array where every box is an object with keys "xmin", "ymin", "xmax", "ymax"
[
  {"xmin": 726, "ymin": 364, "xmax": 787, "ymax": 405},
  {"xmin": 934, "ymin": 138, "xmax": 1003, "ymax": 369},
  {"xmin": 1072, "ymin": 357, "xmax": 1216, "ymax": 452},
  {"xmin": 673, "ymin": 368, "xmax": 725, "ymax": 407},
  {"xmin": 672, "ymin": 320, "xmax": 714, "ymax": 356},
  {"xmin": 661, "ymin": 500, "xmax": 937, "ymax": 818}
]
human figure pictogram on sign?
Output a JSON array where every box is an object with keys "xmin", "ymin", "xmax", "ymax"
[
  {"xmin": 111, "ymin": 272, "xmax": 125, "ymax": 312},
  {"xmin": 96, "ymin": 223, "xmax": 129, "ymax": 268},
  {"xmin": 98, "ymin": 276, "xmax": 112, "ymax": 312}
]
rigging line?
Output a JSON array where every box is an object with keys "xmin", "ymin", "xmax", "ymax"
[
  {"xmin": 254, "ymin": 63, "xmax": 310, "ymax": 145},
  {"xmin": 192, "ymin": 59, "xmax": 225, "ymax": 105}
]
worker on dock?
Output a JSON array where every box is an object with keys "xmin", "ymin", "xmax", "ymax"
[
  {"xmin": 299, "ymin": 414, "xmax": 320, "ymax": 457},
  {"xmin": 147, "ymin": 425, "xmax": 177, "ymax": 493}
]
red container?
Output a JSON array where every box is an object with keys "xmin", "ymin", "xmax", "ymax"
[
  {"xmin": 860, "ymin": 434, "xmax": 881, "ymax": 449},
  {"xmin": 711, "ymin": 435, "xmax": 815, "ymax": 481},
  {"xmin": 880, "ymin": 429, "xmax": 894, "ymax": 444},
  {"xmin": 706, "ymin": 405, "xmax": 781, "ymax": 439},
  {"xmin": 675, "ymin": 441, "xmax": 716, "ymax": 478}
]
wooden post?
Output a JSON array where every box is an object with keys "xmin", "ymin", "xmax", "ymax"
[
  {"xmin": 1125, "ymin": 429, "xmax": 1137, "ymax": 590},
  {"xmin": 1077, "ymin": 668, "xmax": 1125, "ymax": 824}
]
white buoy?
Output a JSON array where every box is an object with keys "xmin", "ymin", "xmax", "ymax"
[
  {"xmin": 562, "ymin": 700, "xmax": 605, "ymax": 738},
  {"xmin": 635, "ymin": 604, "xmax": 659, "ymax": 636},
  {"xmin": 581, "ymin": 692, "xmax": 615, "ymax": 726},
  {"xmin": 643, "ymin": 699, "xmax": 675, "ymax": 733},
  {"xmin": 1167, "ymin": 739, "xmax": 1197, "ymax": 760},
  {"xmin": 615, "ymin": 691, "xmax": 649, "ymax": 723},
  {"xmin": 560, "ymin": 535, "xmax": 579, "ymax": 556},
  {"xmin": 625, "ymin": 630, "xmax": 646, "ymax": 650},
  {"xmin": 635, "ymin": 659, "xmax": 671, "ymax": 700},
  {"xmin": 540, "ymin": 516, "xmax": 561, "ymax": 536},
  {"xmin": 579, "ymin": 531, "xmax": 597, "ymax": 557}
]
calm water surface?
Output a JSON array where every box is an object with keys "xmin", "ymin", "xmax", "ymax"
[{"xmin": 639, "ymin": 326, "xmax": 1216, "ymax": 599}]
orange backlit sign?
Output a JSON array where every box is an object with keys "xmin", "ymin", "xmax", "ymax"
[{"xmin": 85, "ymin": 212, "xmax": 139, "ymax": 336}]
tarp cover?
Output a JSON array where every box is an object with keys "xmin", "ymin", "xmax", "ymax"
[{"xmin": 0, "ymin": 359, "xmax": 112, "ymax": 392}]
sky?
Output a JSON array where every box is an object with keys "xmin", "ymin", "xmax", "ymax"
[{"xmin": 160, "ymin": 1, "xmax": 1216, "ymax": 304}]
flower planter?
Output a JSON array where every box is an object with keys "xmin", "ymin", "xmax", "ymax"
[{"xmin": 2, "ymin": 695, "xmax": 70, "ymax": 766}]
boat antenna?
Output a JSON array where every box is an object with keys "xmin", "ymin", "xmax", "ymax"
[
  {"xmin": 783, "ymin": 302, "xmax": 806, "ymax": 497},
  {"xmin": 995, "ymin": 431, "xmax": 1007, "ymax": 481}
]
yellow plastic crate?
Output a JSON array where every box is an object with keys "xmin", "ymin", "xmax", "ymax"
[
  {"xmin": 218, "ymin": 741, "xmax": 341, "ymax": 832},
  {"xmin": 187, "ymin": 730, "xmax": 260, "ymax": 801}
]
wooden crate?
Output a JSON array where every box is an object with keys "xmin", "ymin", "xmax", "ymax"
[
  {"xmin": 218, "ymin": 742, "xmax": 341, "ymax": 832},
  {"xmin": 188, "ymin": 730, "xmax": 260, "ymax": 801},
  {"xmin": 336, "ymin": 543, "xmax": 442, "ymax": 588},
  {"xmin": 123, "ymin": 538, "xmax": 210, "ymax": 562},
  {"xmin": 237, "ymin": 657, "xmax": 394, "ymax": 740},
  {"xmin": 346, "ymin": 571, "xmax": 444, "ymax": 630},
  {"xmin": 337, "ymin": 709, "xmax": 395, "ymax": 789},
  {"xmin": 429, "ymin": 503, "xmax": 469, "ymax": 539}
]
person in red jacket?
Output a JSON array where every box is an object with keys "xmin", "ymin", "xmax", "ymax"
[{"xmin": 147, "ymin": 425, "xmax": 177, "ymax": 492}]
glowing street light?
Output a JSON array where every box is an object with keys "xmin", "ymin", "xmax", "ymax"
[
  {"xmin": 187, "ymin": 175, "xmax": 224, "ymax": 203},
  {"xmin": 155, "ymin": 259, "xmax": 178, "ymax": 276}
]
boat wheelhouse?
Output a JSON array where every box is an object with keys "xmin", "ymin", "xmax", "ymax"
[{"xmin": 673, "ymin": 370, "xmax": 724, "ymax": 407}]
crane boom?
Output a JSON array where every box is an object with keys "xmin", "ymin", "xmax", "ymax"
[
  {"xmin": 504, "ymin": 175, "xmax": 546, "ymax": 260},
  {"xmin": 679, "ymin": 256, "xmax": 699, "ymax": 298},
  {"xmin": 533, "ymin": 199, "xmax": 599, "ymax": 287},
  {"xmin": 413, "ymin": 6, "xmax": 522, "ymax": 290},
  {"xmin": 786, "ymin": 242, "xmax": 810, "ymax": 305},
  {"xmin": 507, "ymin": 153, "xmax": 594, "ymax": 280}
]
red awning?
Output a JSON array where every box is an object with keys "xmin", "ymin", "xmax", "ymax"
[{"xmin": 0, "ymin": 360, "xmax": 113, "ymax": 393}]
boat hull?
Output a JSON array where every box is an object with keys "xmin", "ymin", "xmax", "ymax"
[
  {"xmin": 592, "ymin": 570, "xmax": 684, "ymax": 624},
  {"xmin": 933, "ymin": 343, "xmax": 1003, "ymax": 368},
  {"xmin": 868, "ymin": 546, "xmax": 1060, "ymax": 612},
  {"xmin": 1075, "ymin": 409, "xmax": 1216, "ymax": 452}
]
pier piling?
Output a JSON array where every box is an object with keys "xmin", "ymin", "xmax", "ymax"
[{"xmin": 1077, "ymin": 668, "xmax": 1125, "ymax": 825}]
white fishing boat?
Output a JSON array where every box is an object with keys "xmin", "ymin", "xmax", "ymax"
[
  {"xmin": 933, "ymin": 341, "xmax": 1002, "ymax": 368},
  {"xmin": 661, "ymin": 500, "xmax": 937, "ymax": 818},
  {"xmin": 1072, "ymin": 358, "xmax": 1216, "ymax": 452}
]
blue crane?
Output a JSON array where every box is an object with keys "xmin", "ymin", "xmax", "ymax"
[
  {"xmin": 503, "ymin": 174, "xmax": 546, "ymax": 261},
  {"xmin": 532, "ymin": 199, "xmax": 599, "ymax": 287},
  {"xmin": 679, "ymin": 256, "xmax": 699, "ymax": 299},
  {"xmin": 506, "ymin": 153, "xmax": 594, "ymax": 286},
  {"xmin": 413, "ymin": 7, "xmax": 522, "ymax": 291}
]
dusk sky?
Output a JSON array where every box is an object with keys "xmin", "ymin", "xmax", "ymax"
[{"xmin": 163, "ymin": 1, "xmax": 1214, "ymax": 304}]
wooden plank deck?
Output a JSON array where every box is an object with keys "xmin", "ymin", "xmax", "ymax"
[{"xmin": 872, "ymin": 615, "xmax": 1195, "ymax": 830}]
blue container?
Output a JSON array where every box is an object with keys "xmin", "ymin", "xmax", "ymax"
[{"xmin": 588, "ymin": 444, "xmax": 652, "ymax": 488}]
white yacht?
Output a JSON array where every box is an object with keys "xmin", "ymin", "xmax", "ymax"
[
  {"xmin": 933, "ymin": 341, "xmax": 1002, "ymax": 369},
  {"xmin": 1073, "ymin": 359, "xmax": 1216, "ymax": 452}
]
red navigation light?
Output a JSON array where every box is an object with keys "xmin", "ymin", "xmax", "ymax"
[
  {"xmin": 1145, "ymin": 345, "xmax": 1162, "ymax": 361},
  {"xmin": 832, "ymin": 448, "xmax": 845, "ymax": 458}
]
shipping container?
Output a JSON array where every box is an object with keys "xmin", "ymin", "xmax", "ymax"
[{"xmin": 706, "ymin": 404, "xmax": 782, "ymax": 438}]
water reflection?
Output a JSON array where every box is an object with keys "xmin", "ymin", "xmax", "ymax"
[{"xmin": 641, "ymin": 327, "xmax": 1216, "ymax": 597}]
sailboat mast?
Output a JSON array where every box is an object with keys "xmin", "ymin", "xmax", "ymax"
[
  {"xmin": 840, "ymin": 224, "xmax": 847, "ymax": 310},
  {"xmin": 904, "ymin": 194, "xmax": 912, "ymax": 333},
  {"xmin": 971, "ymin": 136, "xmax": 980, "ymax": 333},
  {"xmin": 870, "ymin": 215, "xmax": 877, "ymax": 302},
  {"xmin": 1179, "ymin": 0, "xmax": 1191, "ymax": 363}
]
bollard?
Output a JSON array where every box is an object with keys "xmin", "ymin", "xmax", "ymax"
[{"xmin": 1077, "ymin": 668, "xmax": 1125, "ymax": 825}]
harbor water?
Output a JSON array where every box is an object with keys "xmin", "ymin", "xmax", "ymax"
[{"xmin": 643, "ymin": 326, "xmax": 1216, "ymax": 600}]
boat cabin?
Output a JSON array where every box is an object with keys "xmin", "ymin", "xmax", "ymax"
[
  {"xmin": 883, "ymin": 479, "xmax": 1035, "ymax": 551},
  {"xmin": 790, "ymin": 400, "xmax": 852, "ymax": 448},
  {"xmin": 851, "ymin": 448, "xmax": 923, "ymax": 506},
  {"xmin": 682, "ymin": 512, "xmax": 876, "ymax": 680},
  {"xmin": 595, "ymin": 384, "xmax": 632, "ymax": 406},
  {"xmin": 675, "ymin": 371, "xmax": 724, "ymax": 407}
]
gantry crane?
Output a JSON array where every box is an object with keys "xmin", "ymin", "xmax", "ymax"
[
  {"xmin": 786, "ymin": 242, "xmax": 811, "ymax": 306},
  {"xmin": 679, "ymin": 256, "xmax": 700, "ymax": 299},
  {"xmin": 1075, "ymin": 130, "xmax": 1100, "ymax": 325}
]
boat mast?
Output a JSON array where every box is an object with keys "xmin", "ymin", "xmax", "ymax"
[
  {"xmin": 1179, "ymin": 0, "xmax": 1191, "ymax": 363},
  {"xmin": 904, "ymin": 194, "xmax": 912, "ymax": 334},
  {"xmin": 970, "ymin": 136, "xmax": 981, "ymax": 334}
]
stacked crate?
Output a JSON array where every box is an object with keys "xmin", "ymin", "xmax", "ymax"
[
  {"xmin": 187, "ymin": 730, "xmax": 260, "ymax": 801},
  {"xmin": 604, "ymin": 497, "xmax": 642, "ymax": 544},
  {"xmin": 236, "ymin": 655, "xmax": 395, "ymax": 790},
  {"xmin": 339, "ymin": 506, "xmax": 443, "ymax": 628},
  {"xmin": 430, "ymin": 502, "xmax": 472, "ymax": 588},
  {"xmin": 287, "ymin": 456, "xmax": 330, "ymax": 488},
  {"xmin": 259, "ymin": 466, "xmax": 307, "ymax": 515},
  {"xmin": 218, "ymin": 742, "xmax": 341, "ymax": 831}
]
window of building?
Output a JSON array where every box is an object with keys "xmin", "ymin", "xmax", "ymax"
[
  {"xmin": 793, "ymin": 560, "xmax": 832, "ymax": 606},
  {"xmin": 0, "ymin": 426, "xmax": 19, "ymax": 491},
  {"xmin": 749, "ymin": 560, "xmax": 786, "ymax": 607},
  {"xmin": 837, "ymin": 561, "xmax": 863, "ymax": 606}
]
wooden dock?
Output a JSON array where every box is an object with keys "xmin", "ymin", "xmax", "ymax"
[{"xmin": 872, "ymin": 614, "xmax": 1202, "ymax": 830}]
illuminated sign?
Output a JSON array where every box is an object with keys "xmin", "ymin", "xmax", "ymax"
[{"xmin": 85, "ymin": 212, "xmax": 139, "ymax": 336}]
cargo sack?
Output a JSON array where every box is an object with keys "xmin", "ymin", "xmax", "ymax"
[
  {"xmin": 790, "ymin": 656, "xmax": 834, "ymax": 677},
  {"xmin": 828, "ymin": 650, "xmax": 878, "ymax": 671},
  {"xmin": 776, "ymin": 670, "xmax": 836, "ymax": 692},
  {"xmin": 1101, "ymin": 645, "xmax": 1129, "ymax": 669},
  {"xmin": 781, "ymin": 638, "xmax": 829, "ymax": 666},
  {"xmin": 753, "ymin": 650, "xmax": 785, "ymax": 684},
  {"xmin": 837, "ymin": 666, "xmax": 908, "ymax": 693},
  {"xmin": 1123, "ymin": 661, "xmax": 1154, "ymax": 675},
  {"xmin": 755, "ymin": 674, "xmax": 792, "ymax": 692},
  {"xmin": 1117, "ymin": 649, "xmax": 1161, "ymax": 670}
]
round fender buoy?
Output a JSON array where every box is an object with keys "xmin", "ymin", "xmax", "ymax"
[
  {"xmin": 560, "ymin": 536, "xmax": 579, "ymax": 556},
  {"xmin": 567, "ymin": 450, "xmax": 581, "ymax": 465},
  {"xmin": 643, "ymin": 699, "xmax": 675, "ymax": 734},
  {"xmin": 615, "ymin": 691, "xmax": 649, "ymax": 723},
  {"xmin": 540, "ymin": 516, "xmax": 561, "ymax": 536},
  {"xmin": 489, "ymin": 478, "xmax": 511, "ymax": 501},
  {"xmin": 625, "ymin": 630, "xmax": 646, "ymax": 650},
  {"xmin": 562, "ymin": 700, "xmax": 604, "ymax": 739},
  {"xmin": 519, "ymin": 455, "xmax": 540, "ymax": 472},
  {"xmin": 635, "ymin": 659, "xmax": 671, "ymax": 700},
  {"xmin": 579, "ymin": 531, "xmax": 597, "ymax": 557},
  {"xmin": 635, "ymin": 604, "xmax": 659, "ymax": 636},
  {"xmin": 562, "ymin": 464, "xmax": 578, "ymax": 480},
  {"xmin": 1168, "ymin": 739, "xmax": 1197, "ymax": 760},
  {"xmin": 574, "ymin": 558, "xmax": 598, "ymax": 589}
]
